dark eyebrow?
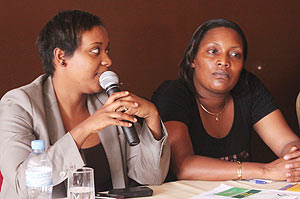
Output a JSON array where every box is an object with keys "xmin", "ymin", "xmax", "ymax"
[
  {"xmin": 208, "ymin": 42, "xmax": 220, "ymax": 46},
  {"xmin": 89, "ymin": 42, "xmax": 110, "ymax": 49},
  {"xmin": 208, "ymin": 42, "xmax": 242, "ymax": 49},
  {"xmin": 231, "ymin": 46, "xmax": 242, "ymax": 49},
  {"xmin": 89, "ymin": 42, "xmax": 103, "ymax": 46}
]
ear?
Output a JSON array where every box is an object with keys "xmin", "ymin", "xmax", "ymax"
[
  {"xmin": 191, "ymin": 60, "xmax": 196, "ymax": 68},
  {"xmin": 53, "ymin": 48, "xmax": 66, "ymax": 67}
]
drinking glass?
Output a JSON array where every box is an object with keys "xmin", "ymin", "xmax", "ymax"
[{"xmin": 67, "ymin": 167, "xmax": 95, "ymax": 199}]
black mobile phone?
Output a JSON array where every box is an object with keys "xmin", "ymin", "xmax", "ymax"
[
  {"xmin": 108, "ymin": 186, "xmax": 153, "ymax": 198},
  {"xmin": 96, "ymin": 192, "xmax": 125, "ymax": 199}
]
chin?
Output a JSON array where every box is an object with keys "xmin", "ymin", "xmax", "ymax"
[
  {"xmin": 211, "ymin": 86, "xmax": 231, "ymax": 94},
  {"xmin": 210, "ymin": 90, "xmax": 227, "ymax": 95},
  {"xmin": 95, "ymin": 87, "xmax": 103, "ymax": 94},
  {"xmin": 86, "ymin": 86, "xmax": 103, "ymax": 95},
  {"xmin": 213, "ymin": 81, "xmax": 234, "ymax": 90},
  {"xmin": 212, "ymin": 84, "xmax": 227, "ymax": 90}
]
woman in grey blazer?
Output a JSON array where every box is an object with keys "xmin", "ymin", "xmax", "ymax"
[{"xmin": 0, "ymin": 10, "xmax": 170, "ymax": 198}]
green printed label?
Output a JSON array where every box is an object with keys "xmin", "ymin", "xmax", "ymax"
[
  {"xmin": 232, "ymin": 189, "xmax": 261, "ymax": 198},
  {"xmin": 215, "ymin": 187, "xmax": 248, "ymax": 197}
]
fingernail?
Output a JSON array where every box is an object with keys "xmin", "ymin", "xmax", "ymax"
[
  {"xmin": 134, "ymin": 102, "xmax": 138, "ymax": 106},
  {"xmin": 285, "ymin": 164, "xmax": 291, "ymax": 169},
  {"xmin": 287, "ymin": 173, "xmax": 291, "ymax": 177},
  {"xmin": 124, "ymin": 91, "xmax": 129, "ymax": 94},
  {"xmin": 134, "ymin": 118, "xmax": 137, "ymax": 122},
  {"xmin": 284, "ymin": 155, "xmax": 288, "ymax": 160},
  {"xmin": 292, "ymin": 146, "xmax": 298, "ymax": 151},
  {"xmin": 128, "ymin": 123, "xmax": 132, "ymax": 127}
]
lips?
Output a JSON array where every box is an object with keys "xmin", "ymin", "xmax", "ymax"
[
  {"xmin": 96, "ymin": 69, "xmax": 109, "ymax": 77},
  {"xmin": 212, "ymin": 70, "xmax": 231, "ymax": 79},
  {"xmin": 96, "ymin": 71, "xmax": 104, "ymax": 77}
]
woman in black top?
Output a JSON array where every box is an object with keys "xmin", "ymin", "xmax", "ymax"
[{"xmin": 152, "ymin": 19, "xmax": 300, "ymax": 182}]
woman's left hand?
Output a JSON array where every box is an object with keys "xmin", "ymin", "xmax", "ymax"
[
  {"xmin": 117, "ymin": 92, "xmax": 162, "ymax": 140},
  {"xmin": 283, "ymin": 146, "xmax": 300, "ymax": 182}
]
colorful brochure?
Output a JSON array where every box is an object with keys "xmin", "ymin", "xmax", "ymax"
[{"xmin": 191, "ymin": 184, "xmax": 300, "ymax": 199}]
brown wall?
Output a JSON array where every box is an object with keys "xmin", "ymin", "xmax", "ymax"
[{"xmin": 1, "ymin": 0, "xmax": 299, "ymax": 162}]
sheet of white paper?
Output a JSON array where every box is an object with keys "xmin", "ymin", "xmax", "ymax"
[{"xmin": 191, "ymin": 184, "xmax": 300, "ymax": 199}]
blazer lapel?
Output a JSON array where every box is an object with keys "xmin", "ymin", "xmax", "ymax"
[
  {"xmin": 87, "ymin": 94, "xmax": 126, "ymax": 188},
  {"xmin": 43, "ymin": 77, "xmax": 66, "ymax": 145}
]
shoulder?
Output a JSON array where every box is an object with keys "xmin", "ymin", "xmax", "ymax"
[
  {"xmin": 155, "ymin": 79, "xmax": 188, "ymax": 91},
  {"xmin": 234, "ymin": 71, "xmax": 275, "ymax": 104},
  {"xmin": 246, "ymin": 71, "xmax": 264, "ymax": 89},
  {"xmin": 152, "ymin": 79, "xmax": 192, "ymax": 100},
  {"xmin": 235, "ymin": 71, "xmax": 278, "ymax": 124},
  {"xmin": 152, "ymin": 79, "xmax": 195, "ymax": 124},
  {"xmin": 0, "ymin": 75, "xmax": 49, "ymax": 127},
  {"xmin": 1, "ymin": 75, "xmax": 48, "ymax": 109},
  {"xmin": 232, "ymin": 70, "xmax": 266, "ymax": 96},
  {"xmin": 244, "ymin": 71, "xmax": 272, "ymax": 98}
]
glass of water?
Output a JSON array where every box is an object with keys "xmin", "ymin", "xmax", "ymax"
[{"xmin": 67, "ymin": 167, "xmax": 95, "ymax": 199}]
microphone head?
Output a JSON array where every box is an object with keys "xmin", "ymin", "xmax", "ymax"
[{"xmin": 99, "ymin": 71, "xmax": 119, "ymax": 90}]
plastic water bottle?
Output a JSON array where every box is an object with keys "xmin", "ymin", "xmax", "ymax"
[{"xmin": 25, "ymin": 140, "xmax": 53, "ymax": 199}]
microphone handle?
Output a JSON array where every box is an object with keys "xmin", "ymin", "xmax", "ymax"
[
  {"xmin": 106, "ymin": 85, "xmax": 140, "ymax": 146},
  {"xmin": 106, "ymin": 84, "xmax": 121, "ymax": 96},
  {"xmin": 122, "ymin": 125, "xmax": 140, "ymax": 146}
]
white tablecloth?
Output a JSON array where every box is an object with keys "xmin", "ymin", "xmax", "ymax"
[
  {"xmin": 136, "ymin": 180, "xmax": 292, "ymax": 199},
  {"xmin": 61, "ymin": 180, "xmax": 292, "ymax": 199}
]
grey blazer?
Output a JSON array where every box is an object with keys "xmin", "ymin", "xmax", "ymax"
[{"xmin": 0, "ymin": 75, "xmax": 170, "ymax": 199}]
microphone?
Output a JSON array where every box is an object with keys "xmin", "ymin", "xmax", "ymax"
[{"xmin": 99, "ymin": 71, "xmax": 140, "ymax": 146}]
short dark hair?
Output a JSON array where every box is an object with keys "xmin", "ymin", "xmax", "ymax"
[
  {"xmin": 36, "ymin": 10, "xmax": 104, "ymax": 76},
  {"xmin": 179, "ymin": 18, "xmax": 248, "ymax": 97}
]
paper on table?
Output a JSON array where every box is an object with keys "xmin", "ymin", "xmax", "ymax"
[
  {"xmin": 191, "ymin": 184, "xmax": 300, "ymax": 199},
  {"xmin": 280, "ymin": 184, "xmax": 300, "ymax": 192}
]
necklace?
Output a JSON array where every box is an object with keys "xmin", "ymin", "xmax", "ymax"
[{"xmin": 199, "ymin": 98, "xmax": 228, "ymax": 121}]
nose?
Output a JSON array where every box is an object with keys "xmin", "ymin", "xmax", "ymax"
[
  {"xmin": 101, "ymin": 53, "xmax": 112, "ymax": 68},
  {"xmin": 216, "ymin": 52, "xmax": 231, "ymax": 68},
  {"xmin": 217, "ymin": 61, "xmax": 230, "ymax": 68}
]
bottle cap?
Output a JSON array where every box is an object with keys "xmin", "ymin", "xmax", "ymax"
[{"xmin": 31, "ymin": 140, "xmax": 45, "ymax": 150}]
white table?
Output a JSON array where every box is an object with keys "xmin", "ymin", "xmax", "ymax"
[
  {"xmin": 136, "ymin": 180, "xmax": 292, "ymax": 199},
  {"xmin": 61, "ymin": 180, "xmax": 292, "ymax": 199}
]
